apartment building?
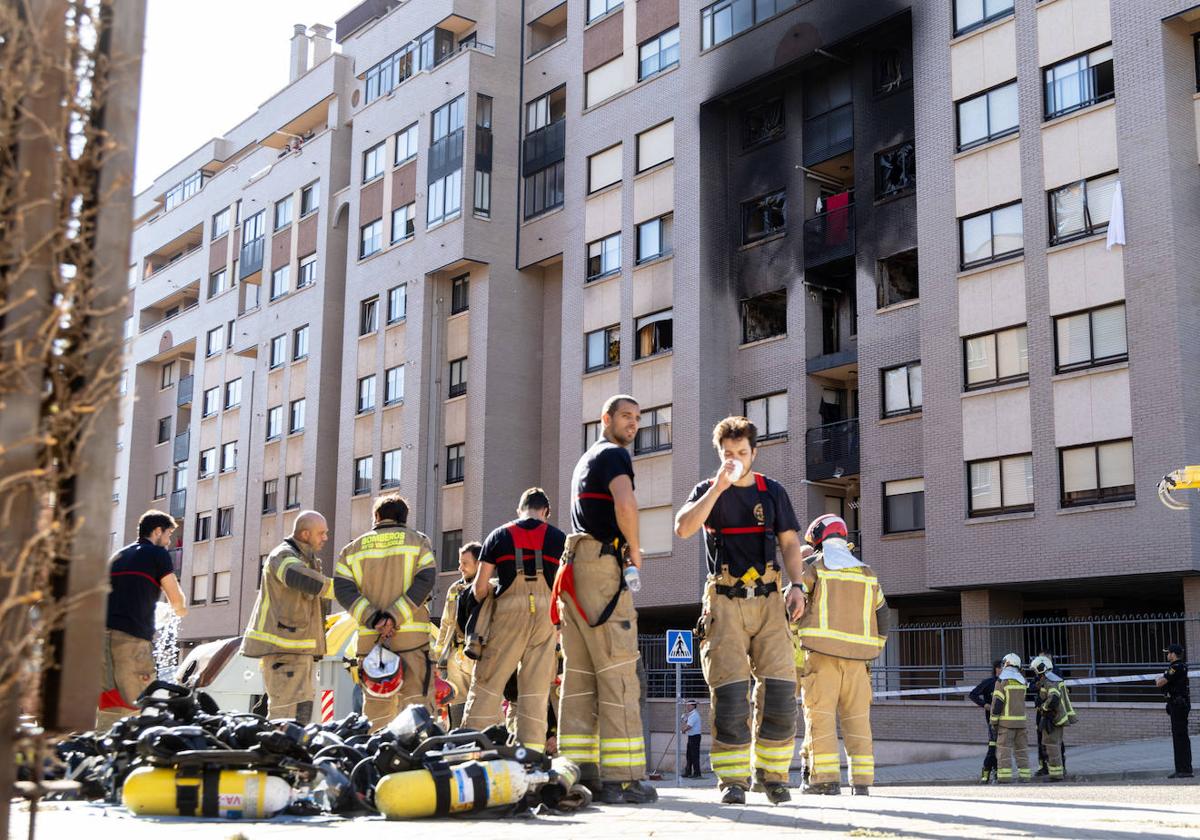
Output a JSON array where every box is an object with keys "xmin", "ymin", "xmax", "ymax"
[{"xmin": 116, "ymin": 0, "xmax": 1200, "ymax": 649}]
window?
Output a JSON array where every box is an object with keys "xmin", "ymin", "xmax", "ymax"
[
  {"xmin": 634, "ymin": 405, "xmax": 672, "ymax": 455},
  {"xmin": 201, "ymin": 386, "xmax": 219, "ymax": 417},
  {"xmin": 285, "ymin": 473, "xmax": 301, "ymax": 509},
  {"xmin": 445, "ymin": 443, "xmax": 465, "ymax": 484},
  {"xmin": 441, "ymin": 529, "xmax": 464, "ymax": 572},
  {"xmin": 385, "ymin": 365, "xmax": 405, "ymax": 405},
  {"xmin": 585, "ymin": 325, "xmax": 620, "ymax": 372},
  {"xmin": 1061, "ymin": 439, "xmax": 1134, "ymax": 507},
  {"xmin": 395, "ymin": 123, "xmax": 418, "ymax": 165},
  {"xmin": 877, "ymin": 249, "xmax": 918, "ymax": 308},
  {"xmin": 474, "ymin": 94, "xmax": 493, "ymax": 217},
  {"xmin": 153, "ymin": 472, "xmax": 168, "ymax": 499},
  {"xmin": 199, "ymin": 448, "xmax": 216, "ymax": 478},
  {"xmin": 360, "ymin": 296, "xmax": 379, "ymax": 335},
  {"xmin": 957, "ymin": 81, "xmax": 1018, "ymax": 150},
  {"xmin": 220, "ymin": 441, "xmax": 238, "ymax": 473},
  {"xmin": 874, "ymin": 141, "xmax": 915, "ymax": 200},
  {"xmin": 588, "ymin": 144, "xmax": 622, "ymax": 193},
  {"xmin": 363, "ymin": 141, "xmax": 386, "ymax": 183},
  {"xmin": 639, "ymin": 27, "xmax": 680, "ymax": 81},
  {"xmin": 274, "ymin": 195, "xmax": 293, "ymax": 230},
  {"xmin": 300, "ymin": 181, "xmax": 319, "ymax": 216},
  {"xmin": 702, "ymin": 0, "xmax": 800, "ymax": 50},
  {"xmin": 289, "ymin": 398, "xmax": 306, "ymax": 434},
  {"xmin": 883, "ymin": 478, "xmax": 925, "ymax": 533},
  {"xmin": 226, "ymin": 319, "xmax": 235, "ymax": 350},
  {"xmin": 451, "ymin": 275, "xmax": 469, "ymax": 314},
  {"xmin": 529, "ymin": 4, "xmax": 568, "ymax": 56},
  {"xmin": 742, "ymin": 98, "xmax": 785, "ymax": 149},
  {"xmin": 208, "ymin": 268, "xmax": 228, "ymax": 299},
  {"xmin": 382, "ymin": 449, "xmax": 401, "ymax": 489},
  {"xmin": 269, "ymin": 265, "xmax": 289, "ymax": 300},
  {"xmin": 741, "ymin": 190, "xmax": 786, "ymax": 244},
  {"xmin": 431, "ymin": 95, "xmax": 465, "ymax": 142},
  {"xmin": 357, "ymin": 375, "xmax": 376, "ymax": 413},
  {"xmin": 968, "ymin": 454, "xmax": 1034, "ymax": 516},
  {"xmin": 874, "ymin": 45, "xmax": 912, "ymax": 95},
  {"xmin": 174, "ymin": 464, "xmax": 189, "ymax": 490},
  {"xmin": 292, "ymin": 324, "xmax": 309, "ymax": 361},
  {"xmin": 1048, "ymin": 171, "xmax": 1118, "ymax": 245},
  {"xmin": 266, "ymin": 406, "xmax": 283, "ymax": 440},
  {"xmin": 426, "ymin": 170, "xmax": 462, "ymax": 226},
  {"xmin": 882, "ymin": 362, "xmax": 922, "ymax": 417},
  {"xmin": 740, "ymin": 289, "xmax": 787, "ymax": 344},
  {"xmin": 526, "ymin": 86, "xmax": 566, "ymax": 133},
  {"xmin": 960, "ymin": 201, "xmax": 1022, "ymax": 269},
  {"xmin": 744, "ymin": 392, "xmax": 788, "ymax": 441},
  {"xmin": 216, "ymin": 506, "xmax": 233, "ymax": 537},
  {"xmin": 223, "ymin": 378, "xmax": 241, "ymax": 409},
  {"xmin": 354, "ymin": 456, "xmax": 374, "ymax": 496},
  {"xmin": 964, "ymin": 325, "xmax": 1028, "ymax": 389},
  {"xmin": 387, "ymin": 284, "xmax": 407, "ymax": 323},
  {"xmin": 1054, "ymin": 302, "xmax": 1127, "ymax": 373},
  {"xmin": 190, "ymin": 574, "xmax": 209, "ymax": 604},
  {"xmin": 242, "ymin": 280, "xmax": 261, "ymax": 312},
  {"xmin": 212, "ymin": 207, "xmax": 230, "ymax": 238},
  {"xmin": 448, "ymin": 357, "xmax": 467, "ymax": 398},
  {"xmin": 269, "ymin": 334, "xmax": 286, "ymax": 368},
  {"xmin": 360, "ymin": 218, "xmax": 383, "ymax": 258},
  {"xmin": 123, "ymin": 316, "xmax": 133, "ymax": 341},
  {"xmin": 588, "ymin": 0, "xmax": 621, "ymax": 22},
  {"xmin": 160, "ymin": 361, "xmax": 176, "ymax": 389},
  {"xmin": 391, "ymin": 203, "xmax": 415, "ymax": 243},
  {"xmin": 635, "ymin": 310, "xmax": 673, "ymax": 359},
  {"xmin": 523, "ymin": 160, "xmax": 564, "ymax": 218},
  {"xmin": 587, "ymin": 233, "xmax": 621, "ymax": 281},
  {"xmin": 1044, "ymin": 45, "xmax": 1114, "ymax": 120},
  {"xmin": 213, "ymin": 571, "xmax": 231, "ymax": 603},
  {"xmin": 473, "ymin": 170, "xmax": 491, "ymax": 218},
  {"xmin": 636, "ymin": 214, "xmax": 673, "ymax": 263},
  {"xmin": 157, "ymin": 416, "xmax": 172, "ymax": 444},
  {"xmin": 262, "ymin": 479, "xmax": 278, "ymax": 514},
  {"xmin": 195, "ymin": 513, "xmax": 211, "ymax": 542},
  {"xmin": 164, "ymin": 170, "xmax": 205, "ymax": 210},
  {"xmin": 584, "ymin": 421, "xmax": 601, "ymax": 450},
  {"xmin": 206, "ymin": 325, "xmax": 224, "ymax": 357},
  {"xmin": 297, "ymin": 253, "xmax": 316, "ymax": 288},
  {"xmin": 953, "ymin": 0, "xmax": 1013, "ymax": 37}
]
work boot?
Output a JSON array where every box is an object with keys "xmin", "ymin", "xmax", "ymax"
[
  {"xmin": 750, "ymin": 769, "xmax": 766, "ymax": 793},
  {"xmin": 978, "ymin": 768, "xmax": 989, "ymax": 784},
  {"xmin": 1169, "ymin": 771, "xmax": 1194, "ymax": 779},
  {"xmin": 851, "ymin": 785, "xmax": 870, "ymax": 796},
  {"xmin": 764, "ymin": 783, "xmax": 791, "ymax": 804},
  {"xmin": 720, "ymin": 786, "xmax": 746, "ymax": 805},
  {"xmin": 802, "ymin": 781, "xmax": 841, "ymax": 795},
  {"xmin": 600, "ymin": 780, "xmax": 659, "ymax": 804},
  {"xmin": 1035, "ymin": 766, "xmax": 1048, "ymax": 777}
]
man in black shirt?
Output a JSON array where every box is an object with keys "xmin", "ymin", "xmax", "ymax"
[
  {"xmin": 969, "ymin": 660, "xmax": 1003, "ymax": 783},
  {"xmin": 462, "ymin": 488, "xmax": 564, "ymax": 752},
  {"xmin": 97, "ymin": 510, "xmax": 188, "ymax": 729},
  {"xmin": 555, "ymin": 394, "xmax": 657, "ymax": 804},
  {"xmin": 675, "ymin": 415, "xmax": 807, "ymax": 805},
  {"xmin": 1157, "ymin": 643, "xmax": 1192, "ymax": 778}
]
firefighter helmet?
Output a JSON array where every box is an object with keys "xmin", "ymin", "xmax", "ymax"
[
  {"xmin": 1001, "ymin": 652, "xmax": 1021, "ymax": 670},
  {"xmin": 1030, "ymin": 654, "xmax": 1053, "ymax": 675},
  {"xmin": 804, "ymin": 513, "xmax": 849, "ymax": 547},
  {"xmin": 361, "ymin": 644, "xmax": 403, "ymax": 699}
]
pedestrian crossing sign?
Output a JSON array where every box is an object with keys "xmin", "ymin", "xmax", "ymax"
[{"xmin": 666, "ymin": 629, "xmax": 693, "ymax": 664}]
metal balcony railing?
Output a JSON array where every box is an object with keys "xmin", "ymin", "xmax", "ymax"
[
  {"xmin": 802, "ymin": 102, "xmax": 853, "ymax": 166},
  {"xmin": 522, "ymin": 119, "xmax": 566, "ymax": 175},
  {"xmin": 238, "ymin": 237, "xmax": 264, "ymax": 280},
  {"xmin": 169, "ymin": 489, "xmax": 186, "ymax": 519},
  {"xmin": 805, "ymin": 418, "xmax": 859, "ymax": 481},
  {"xmin": 173, "ymin": 429, "xmax": 190, "ymax": 464},
  {"xmin": 428, "ymin": 128, "xmax": 464, "ymax": 184},
  {"xmin": 1044, "ymin": 61, "xmax": 1114, "ymax": 120},
  {"xmin": 176, "ymin": 374, "xmax": 193, "ymax": 407},
  {"xmin": 803, "ymin": 202, "xmax": 856, "ymax": 268}
]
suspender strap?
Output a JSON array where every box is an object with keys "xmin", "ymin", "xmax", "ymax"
[
  {"xmin": 707, "ymin": 473, "xmax": 778, "ymax": 572},
  {"xmin": 715, "ymin": 581, "xmax": 779, "ymax": 599}
]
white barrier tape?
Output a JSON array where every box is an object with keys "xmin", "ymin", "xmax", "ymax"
[{"xmin": 873, "ymin": 671, "xmax": 1164, "ymax": 699}]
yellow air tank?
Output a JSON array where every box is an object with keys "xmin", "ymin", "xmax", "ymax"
[
  {"xmin": 375, "ymin": 758, "xmax": 535, "ymax": 819},
  {"xmin": 121, "ymin": 765, "xmax": 293, "ymax": 818}
]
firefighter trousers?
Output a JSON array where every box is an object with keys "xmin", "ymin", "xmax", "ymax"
[
  {"xmin": 358, "ymin": 635, "xmax": 434, "ymax": 732},
  {"xmin": 261, "ymin": 652, "xmax": 316, "ymax": 723},
  {"xmin": 557, "ymin": 534, "xmax": 645, "ymax": 783},
  {"xmin": 801, "ymin": 650, "xmax": 874, "ymax": 785},
  {"xmin": 96, "ymin": 629, "xmax": 155, "ymax": 731},
  {"xmin": 995, "ymin": 726, "xmax": 1031, "ymax": 782},
  {"xmin": 463, "ymin": 578, "xmax": 558, "ymax": 751},
  {"xmin": 1042, "ymin": 725, "xmax": 1065, "ymax": 779},
  {"xmin": 701, "ymin": 582, "xmax": 796, "ymax": 789}
]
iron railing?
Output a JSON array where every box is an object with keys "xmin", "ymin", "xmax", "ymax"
[
  {"xmin": 802, "ymin": 102, "xmax": 853, "ymax": 166},
  {"xmin": 805, "ymin": 418, "xmax": 859, "ymax": 481},
  {"xmin": 168, "ymin": 489, "xmax": 186, "ymax": 519},
  {"xmin": 176, "ymin": 374, "xmax": 193, "ymax": 407},
  {"xmin": 639, "ymin": 634, "xmax": 706, "ymax": 699},
  {"xmin": 238, "ymin": 236, "xmax": 264, "ymax": 280},
  {"xmin": 803, "ymin": 202, "xmax": 856, "ymax": 268},
  {"xmin": 522, "ymin": 119, "xmax": 566, "ymax": 175},
  {"xmin": 1044, "ymin": 61, "xmax": 1114, "ymax": 120},
  {"xmin": 172, "ymin": 430, "xmax": 190, "ymax": 464}
]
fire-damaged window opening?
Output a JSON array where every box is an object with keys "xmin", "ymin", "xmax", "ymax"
[
  {"xmin": 740, "ymin": 289, "xmax": 787, "ymax": 344},
  {"xmin": 741, "ymin": 189, "xmax": 787, "ymax": 245},
  {"xmin": 876, "ymin": 249, "xmax": 918, "ymax": 309},
  {"xmin": 742, "ymin": 97, "xmax": 784, "ymax": 149},
  {"xmin": 873, "ymin": 47, "xmax": 911, "ymax": 96},
  {"xmin": 875, "ymin": 141, "xmax": 915, "ymax": 200}
]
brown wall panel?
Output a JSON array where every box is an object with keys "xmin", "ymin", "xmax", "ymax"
[{"xmin": 583, "ymin": 9, "xmax": 623, "ymax": 72}]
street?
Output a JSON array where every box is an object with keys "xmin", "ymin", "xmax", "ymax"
[{"xmin": 11, "ymin": 780, "xmax": 1200, "ymax": 840}]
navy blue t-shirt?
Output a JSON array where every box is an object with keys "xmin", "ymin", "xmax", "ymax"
[
  {"xmin": 479, "ymin": 518, "xmax": 566, "ymax": 595},
  {"xmin": 106, "ymin": 539, "xmax": 174, "ymax": 641},
  {"xmin": 570, "ymin": 440, "xmax": 634, "ymax": 544},
  {"xmin": 685, "ymin": 475, "xmax": 800, "ymax": 577}
]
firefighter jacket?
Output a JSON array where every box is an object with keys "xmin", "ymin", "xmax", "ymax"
[
  {"xmin": 1037, "ymin": 673, "xmax": 1078, "ymax": 727},
  {"xmin": 241, "ymin": 537, "xmax": 333, "ymax": 658},
  {"xmin": 795, "ymin": 554, "xmax": 887, "ymax": 661},
  {"xmin": 990, "ymin": 676, "xmax": 1029, "ymax": 729},
  {"xmin": 435, "ymin": 578, "xmax": 469, "ymax": 663},
  {"xmin": 334, "ymin": 520, "xmax": 437, "ymax": 652}
]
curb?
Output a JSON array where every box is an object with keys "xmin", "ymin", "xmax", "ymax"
[{"xmin": 876, "ymin": 768, "xmax": 1180, "ymax": 787}]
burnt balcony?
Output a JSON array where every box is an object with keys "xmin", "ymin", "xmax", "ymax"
[
  {"xmin": 806, "ymin": 419, "xmax": 860, "ymax": 481},
  {"xmin": 173, "ymin": 429, "xmax": 190, "ymax": 464},
  {"xmin": 523, "ymin": 119, "xmax": 565, "ymax": 175},
  {"xmin": 238, "ymin": 236, "xmax": 264, "ymax": 280},
  {"xmin": 176, "ymin": 374, "xmax": 194, "ymax": 407},
  {"xmin": 803, "ymin": 201, "xmax": 856, "ymax": 269},
  {"xmin": 169, "ymin": 489, "xmax": 186, "ymax": 519},
  {"xmin": 802, "ymin": 103, "xmax": 853, "ymax": 166}
]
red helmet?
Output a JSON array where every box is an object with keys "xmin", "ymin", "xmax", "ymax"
[
  {"xmin": 804, "ymin": 514, "xmax": 848, "ymax": 547},
  {"xmin": 434, "ymin": 673, "xmax": 454, "ymax": 707},
  {"xmin": 361, "ymin": 644, "xmax": 404, "ymax": 699}
]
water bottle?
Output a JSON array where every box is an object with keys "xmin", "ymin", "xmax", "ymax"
[{"xmin": 623, "ymin": 563, "xmax": 641, "ymax": 593}]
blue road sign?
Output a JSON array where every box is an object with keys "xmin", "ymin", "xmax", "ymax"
[{"xmin": 666, "ymin": 629, "xmax": 693, "ymax": 664}]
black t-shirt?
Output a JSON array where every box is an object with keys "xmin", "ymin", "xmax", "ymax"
[
  {"xmin": 1164, "ymin": 660, "xmax": 1190, "ymax": 704},
  {"xmin": 106, "ymin": 539, "xmax": 174, "ymax": 641},
  {"xmin": 479, "ymin": 518, "xmax": 566, "ymax": 594},
  {"xmin": 570, "ymin": 440, "xmax": 634, "ymax": 543},
  {"xmin": 685, "ymin": 474, "xmax": 800, "ymax": 577}
]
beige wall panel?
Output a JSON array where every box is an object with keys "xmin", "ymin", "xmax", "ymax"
[
  {"xmin": 583, "ymin": 276, "xmax": 622, "ymax": 332},
  {"xmin": 631, "ymin": 355, "xmax": 673, "ymax": 405},
  {"xmin": 636, "ymin": 0, "xmax": 679, "ymax": 43},
  {"xmin": 637, "ymin": 122, "xmax": 674, "ymax": 172},
  {"xmin": 203, "ymin": 358, "xmax": 224, "ymax": 388},
  {"xmin": 954, "ymin": 135, "xmax": 1021, "ymax": 217},
  {"xmin": 391, "ymin": 161, "xmax": 417, "ymax": 209},
  {"xmin": 217, "ymin": 473, "xmax": 237, "ymax": 507},
  {"xmin": 639, "ymin": 505, "xmax": 674, "ymax": 555},
  {"xmin": 384, "ymin": 324, "xmax": 406, "ymax": 366},
  {"xmin": 633, "ymin": 163, "xmax": 675, "ymax": 223},
  {"xmin": 356, "ymin": 335, "xmax": 377, "ymax": 377},
  {"xmin": 220, "ymin": 413, "xmax": 239, "ymax": 443},
  {"xmin": 1042, "ymin": 103, "xmax": 1117, "ymax": 188},
  {"xmin": 584, "ymin": 187, "xmax": 622, "ymax": 243},
  {"xmin": 1046, "ymin": 238, "xmax": 1125, "ymax": 315},
  {"xmin": 262, "ymin": 441, "xmax": 280, "ymax": 480},
  {"xmin": 1053, "ymin": 367, "xmax": 1131, "ymax": 447},
  {"xmin": 583, "ymin": 8, "xmax": 623, "ymax": 72},
  {"xmin": 633, "ymin": 455, "xmax": 672, "ymax": 508},
  {"xmin": 581, "ymin": 370, "xmax": 620, "ymax": 420},
  {"xmin": 198, "ymin": 418, "xmax": 218, "ymax": 450},
  {"xmin": 212, "ymin": 538, "xmax": 232, "ymax": 573},
  {"xmin": 289, "ymin": 363, "xmax": 307, "ymax": 400},
  {"xmin": 260, "ymin": 518, "xmax": 281, "ymax": 554},
  {"xmin": 1195, "ymin": 96, "xmax": 1200, "ymax": 165},
  {"xmin": 950, "ymin": 18, "xmax": 1016, "ymax": 101},
  {"xmin": 444, "ymin": 395, "xmax": 467, "ymax": 444},
  {"xmin": 267, "ymin": 368, "xmax": 284, "ymax": 404},
  {"xmin": 351, "ymin": 498, "xmax": 372, "ymax": 537},
  {"xmin": 281, "ymin": 510, "xmax": 298, "ymax": 537},
  {"xmin": 958, "ymin": 261, "xmax": 1026, "ymax": 336},
  {"xmin": 1036, "ymin": 0, "xmax": 1111, "ymax": 67},
  {"xmin": 195, "ymin": 479, "xmax": 214, "ymax": 512},
  {"xmin": 359, "ymin": 179, "xmax": 383, "ymax": 223},
  {"xmin": 446, "ymin": 313, "xmax": 470, "ymax": 360},
  {"xmin": 586, "ymin": 57, "xmax": 625, "ymax": 109},
  {"xmin": 441, "ymin": 484, "xmax": 464, "ymax": 531},
  {"xmin": 961, "ymin": 386, "xmax": 1032, "ymax": 462},
  {"xmin": 285, "ymin": 440, "xmax": 305, "ymax": 474},
  {"xmin": 382, "ymin": 407, "xmax": 403, "ymax": 449},
  {"xmin": 633, "ymin": 258, "xmax": 673, "ymax": 315},
  {"xmin": 354, "ymin": 414, "xmax": 373, "ymax": 455}
]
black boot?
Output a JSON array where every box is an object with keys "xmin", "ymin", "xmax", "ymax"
[
  {"xmin": 764, "ymin": 783, "xmax": 791, "ymax": 804},
  {"xmin": 721, "ymin": 786, "xmax": 746, "ymax": 805},
  {"xmin": 802, "ymin": 781, "xmax": 841, "ymax": 796},
  {"xmin": 600, "ymin": 780, "xmax": 659, "ymax": 804}
]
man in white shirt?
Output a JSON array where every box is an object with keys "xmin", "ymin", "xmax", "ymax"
[{"xmin": 681, "ymin": 700, "xmax": 704, "ymax": 778}]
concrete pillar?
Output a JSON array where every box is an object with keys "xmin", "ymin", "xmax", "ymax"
[{"xmin": 960, "ymin": 589, "xmax": 1023, "ymax": 682}]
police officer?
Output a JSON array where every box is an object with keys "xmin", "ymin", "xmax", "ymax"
[
  {"xmin": 555, "ymin": 395, "xmax": 657, "ymax": 804},
  {"xmin": 334, "ymin": 494, "xmax": 437, "ymax": 731},
  {"xmin": 990, "ymin": 653, "xmax": 1032, "ymax": 783},
  {"xmin": 1031, "ymin": 655, "xmax": 1076, "ymax": 782},
  {"xmin": 675, "ymin": 416, "xmax": 807, "ymax": 805},
  {"xmin": 241, "ymin": 510, "xmax": 334, "ymax": 723},
  {"xmin": 434, "ymin": 542, "xmax": 481, "ymax": 727},
  {"xmin": 794, "ymin": 514, "xmax": 888, "ymax": 796},
  {"xmin": 681, "ymin": 700, "xmax": 703, "ymax": 778},
  {"xmin": 968, "ymin": 659, "xmax": 1003, "ymax": 783},
  {"xmin": 98, "ymin": 510, "xmax": 188, "ymax": 729},
  {"xmin": 1157, "ymin": 643, "xmax": 1193, "ymax": 778},
  {"xmin": 462, "ymin": 488, "xmax": 564, "ymax": 753}
]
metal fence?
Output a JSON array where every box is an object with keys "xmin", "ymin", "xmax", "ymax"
[{"xmin": 640, "ymin": 634, "xmax": 706, "ymax": 700}]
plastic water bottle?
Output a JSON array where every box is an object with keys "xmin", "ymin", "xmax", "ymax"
[{"xmin": 623, "ymin": 563, "xmax": 641, "ymax": 593}]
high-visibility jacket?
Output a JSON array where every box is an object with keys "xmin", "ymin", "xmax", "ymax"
[
  {"xmin": 1038, "ymin": 675, "xmax": 1078, "ymax": 727},
  {"xmin": 990, "ymin": 678, "xmax": 1029, "ymax": 729},
  {"xmin": 434, "ymin": 578, "xmax": 469, "ymax": 661},
  {"xmin": 334, "ymin": 520, "xmax": 437, "ymax": 652},
  {"xmin": 795, "ymin": 557, "xmax": 887, "ymax": 660},
  {"xmin": 241, "ymin": 538, "xmax": 332, "ymax": 657}
]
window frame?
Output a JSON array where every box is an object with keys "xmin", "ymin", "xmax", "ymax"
[
  {"xmin": 585, "ymin": 324, "xmax": 621, "ymax": 373},
  {"xmin": 381, "ymin": 448, "xmax": 402, "ymax": 489},
  {"xmin": 212, "ymin": 207, "xmax": 230, "ymax": 238},
  {"xmin": 292, "ymin": 324, "xmax": 309, "ymax": 361},
  {"xmin": 450, "ymin": 275, "xmax": 469, "ymax": 314},
  {"xmin": 359, "ymin": 218, "xmax": 383, "ymax": 259},
  {"xmin": 360, "ymin": 296, "xmax": 379, "ymax": 335},
  {"xmin": 297, "ymin": 253, "xmax": 317, "ymax": 288},
  {"xmin": 202, "ymin": 386, "xmax": 220, "ymax": 417},
  {"xmin": 1043, "ymin": 43, "xmax": 1115, "ymax": 121},
  {"xmin": 194, "ymin": 513, "xmax": 211, "ymax": 542},
  {"xmin": 743, "ymin": 391, "xmax": 788, "ymax": 441},
  {"xmin": 634, "ymin": 309, "xmax": 673, "ymax": 360},
  {"xmin": 207, "ymin": 268, "xmax": 228, "ymax": 299},
  {"xmin": 362, "ymin": 141, "xmax": 386, "ymax": 183},
  {"xmin": 962, "ymin": 324, "xmax": 1029, "ymax": 391},
  {"xmin": 198, "ymin": 448, "xmax": 216, "ymax": 479},
  {"xmin": 223, "ymin": 377, "xmax": 241, "ymax": 410},
  {"xmin": 357, "ymin": 374, "xmax": 377, "ymax": 414},
  {"xmin": 638, "ymin": 26, "xmax": 680, "ymax": 81},
  {"xmin": 1058, "ymin": 438, "xmax": 1135, "ymax": 508},
  {"xmin": 268, "ymin": 334, "xmax": 286, "ymax": 369},
  {"xmin": 587, "ymin": 0, "xmax": 622, "ymax": 24},
  {"xmin": 215, "ymin": 506, "xmax": 233, "ymax": 538},
  {"xmin": 385, "ymin": 365, "xmax": 405, "ymax": 405},
  {"xmin": 740, "ymin": 188, "xmax": 787, "ymax": 245},
  {"xmin": 266, "ymin": 405, "xmax": 283, "ymax": 441},
  {"xmin": 394, "ymin": 123, "xmax": 419, "ymax": 165},
  {"xmin": 262, "ymin": 478, "xmax": 278, "ymax": 514},
  {"xmin": 956, "ymin": 79, "xmax": 1019, "ymax": 152},
  {"xmin": 633, "ymin": 404, "xmax": 672, "ymax": 455},
  {"xmin": 220, "ymin": 441, "xmax": 238, "ymax": 473},
  {"xmin": 1053, "ymin": 302, "xmax": 1128, "ymax": 374},
  {"xmin": 883, "ymin": 477, "xmax": 926, "ymax": 534},
  {"xmin": 1047, "ymin": 169, "xmax": 1119, "ymax": 246},
  {"xmin": 445, "ymin": 443, "xmax": 465, "ymax": 484},
  {"xmin": 273, "ymin": 194, "xmax": 293, "ymax": 231},
  {"xmin": 288, "ymin": 398, "xmax": 306, "ymax": 434},
  {"xmin": 353, "ymin": 456, "xmax": 374, "ymax": 496},
  {"xmin": 967, "ymin": 453, "xmax": 1034, "ymax": 517},
  {"xmin": 881, "ymin": 361, "xmax": 923, "ymax": 418},
  {"xmin": 876, "ymin": 248, "xmax": 919, "ymax": 309},
  {"xmin": 739, "ymin": 289, "xmax": 787, "ymax": 345},
  {"xmin": 636, "ymin": 213, "xmax": 673, "ymax": 263},
  {"xmin": 448, "ymin": 357, "xmax": 468, "ymax": 398},
  {"xmin": 952, "ymin": 0, "xmax": 1014, "ymax": 38},
  {"xmin": 300, "ymin": 181, "xmax": 320, "ymax": 217},
  {"xmin": 391, "ymin": 203, "xmax": 415, "ymax": 243},
  {"xmin": 959, "ymin": 200, "xmax": 1023, "ymax": 270},
  {"xmin": 156, "ymin": 416, "xmax": 172, "ymax": 444},
  {"xmin": 153, "ymin": 471, "xmax": 169, "ymax": 499},
  {"xmin": 205, "ymin": 325, "xmax": 224, "ymax": 357},
  {"xmin": 285, "ymin": 473, "xmax": 301, "ymax": 509},
  {"xmin": 586, "ymin": 232, "xmax": 621, "ymax": 282},
  {"xmin": 269, "ymin": 265, "xmax": 289, "ymax": 301},
  {"xmin": 387, "ymin": 284, "xmax": 407, "ymax": 323},
  {"xmin": 583, "ymin": 420, "xmax": 601, "ymax": 450}
]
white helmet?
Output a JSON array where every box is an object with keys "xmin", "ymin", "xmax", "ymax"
[
  {"xmin": 1001, "ymin": 652, "xmax": 1021, "ymax": 670},
  {"xmin": 361, "ymin": 644, "xmax": 403, "ymax": 698},
  {"xmin": 1030, "ymin": 654, "xmax": 1053, "ymax": 675}
]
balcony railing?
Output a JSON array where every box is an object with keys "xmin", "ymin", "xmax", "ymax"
[
  {"xmin": 805, "ymin": 418, "xmax": 859, "ymax": 481},
  {"xmin": 144, "ymin": 242, "xmax": 202, "ymax": 280},
  {"xmin": 239, "ymin": 237, "xmax": 264, "ymax": 280},
  {"xmin": 802, "ymin": 103, "xmax": 853, "ymax": 166},
  {"xmin": 169, "ymin": 489, "xmax": 186, "ymax": 519},
  {"xmin": 803, "ymin": 202, "xmax": 856, "ymax": 268},
  {"xmin": 176, "ymin": 374, "xmax": 194, "ymax": 407},
  {"xmin": 173, "ymin": 430, "xmax": 190, "ymax": 464},
  {"xmin": 523, "ymin": 119, "xmax": 566, "ymax": 175},
  {"xmin": 428, "ymin": 128, "xmax": 464, "ymax": 184},
  {"xmin": 1044, "ymin": 62, "xmax": 1114, "ymax": 121}
]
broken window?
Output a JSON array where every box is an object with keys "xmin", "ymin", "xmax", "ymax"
[
  {"xmin": 742, "ymin": 98, "xmax": 785, "ymax": 149},
  {"xmin": 875, "ymin": 141, "xmax": 915, "ymax": 200},
  {"xmin": 741, "ymin": 189, "xmax": 787, "ymax": 245},
  {"xmin": 740, "ymin": 289, "xmax": 787, "ymax": 344},
  {"xmin": 876, "ymin": 249, "xmax": 918, "ymax": 309},
  {"xmin": 873, "ymin": 47, "xmax": 911, "ymax": 95}
]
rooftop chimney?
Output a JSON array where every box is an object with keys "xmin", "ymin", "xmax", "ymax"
[
  {"xmin": 289, "ymin": 24, "xmax": 309, "ymax": 82},
  {"xmin": 310, "ymin": 24, "xmax": 333, "ymax": 65}
]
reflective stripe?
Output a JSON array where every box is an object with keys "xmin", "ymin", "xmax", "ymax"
[
  {"xmin": 416, "ymin": 551, "xmax": 435, "ymax": 570},
  {"xmin": 244, "ymin": 629, "xmax": 317, "ymax": 649},
  {"xmin": 334, "ymin": 562, "xmax": 354, "ymax": 578},
  {"xmin": 559, "ymin": 735, "xmax": 599, "ymax": 744},
  {"xmin": 754, "ymin": 744, "xmax": 795, "ymax": 756},
  {"xmin": 350, "ymin": 597, "xmax": 372, "ymax": 623},
  {"xmin": 600, "ymin": 755, "xmax": 645, "ymax": 766},
  {"xmin": 600, "ymin": 737, "xmax": 645, "ymax": 749},
  {"xmin": 797, "ymin": 626, "xmax": 887, "ymax": 649},
  {"xmin": 275, "ymin": 556, "xmax": 302, "ymax": 584}
]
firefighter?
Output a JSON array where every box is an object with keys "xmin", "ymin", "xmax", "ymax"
[
  {"xmin": 434, "ymin": 541, "xmax": 481, "ymax": 727},
  {"xmin": 675, "ymin": 415, "xmax": 807, "ymax": 805},
  {"xmin": 462, "ymin": 488, "xmax": 564, "ymax": 753},
  {"xmin": 334, "ymin": 494, "xmax": 437, "ymax": 731},
  {"xmin": 990, "ymin": 652, "xmax": 1032, "ymax": 783},
  {"xmin": 554, "ymin": 395, "xmax": 657, "ymax": 804},
  {"xmin": 794, "ymin": 514, "xmax": 889, "ymax": 796},
  {"xmin": 968, "ymin": 659, "xmax": 1003, "ymax": 783},
  {"xmin": 1031, "ymin": 654, "xmax": 1076, "ymax": 782},
  {"xmin": 241, "ymin": 510, "xmax": 334, "ymax": 723}
]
